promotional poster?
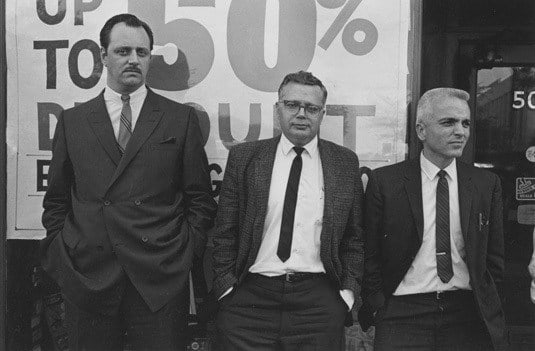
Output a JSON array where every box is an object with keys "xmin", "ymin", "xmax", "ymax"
[{"xmin": 6, "ymin": 0, "xmax": 410, "ymax": 238}]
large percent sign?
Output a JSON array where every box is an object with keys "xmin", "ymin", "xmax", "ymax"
[
  {"xmin": 128, "ymin": 0, "xmax": 377, "ymax": 92},
  {"xmin": 229, "ymin": 0, "xmax": 378, "ymax": 91},
  {"xmin": 318, "ymin": 0, "xmax": 378, "ymax": 55}
]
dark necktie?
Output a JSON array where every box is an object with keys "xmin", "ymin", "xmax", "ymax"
[
  {"xmin": 117, "ymin": 94, "xmax": 132, "ymax": 154},
  {"xmin": 277, "ymin": 146, "xmax": 305, "ymax": 262},
  {"xmin": 436, "ymin": 169, "xmax": 454, "ymax": 283}
]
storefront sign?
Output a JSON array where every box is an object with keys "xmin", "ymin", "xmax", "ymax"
[
  {"xmin": 516, "ymin": 177, "xmax": 535, "ymax": 200},
  {"xmin": 6, "ymin": 0, "xmax": 410, "ymax": 239}
]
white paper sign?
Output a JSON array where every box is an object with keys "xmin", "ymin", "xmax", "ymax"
[{"xmin": 6, "ymin": 0, "xmax": 410, "ymax": 239}]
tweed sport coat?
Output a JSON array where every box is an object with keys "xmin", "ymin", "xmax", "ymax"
[
  {"xmin": 211, "ymin": 136, "xmax": 365, "ymax": 300},
  {"xmin": 41, "ymin": 88, "xmax": 217, "ymax": 315}
]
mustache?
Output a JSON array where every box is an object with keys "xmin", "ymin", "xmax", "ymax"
[{"xmin": 123, "ymin": 66, "xmax": 142, "ymax": 73}]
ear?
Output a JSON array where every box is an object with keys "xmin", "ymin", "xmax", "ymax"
[
  {"xmin": 317, "ymin": 109, "xmax": 325, "ymax": 126},
  {"xmin": 275, "ymin": 101, "xmax": 283, "ymax": 117},
  {"xmin": 100, "ymin": 47, "xmax": 107, "ymax": 66},
  {"xmin": 416, "ymin": 122, "xmax": 426, "ymax": 142}
]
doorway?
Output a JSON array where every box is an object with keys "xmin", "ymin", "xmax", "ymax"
[
  {"xmin": 422, "ymin": 1, "xmax": 535, "ymax": 347},
  {"xmin": 474, "ymin": 63, "xmax": 535, "ymax": 344}
]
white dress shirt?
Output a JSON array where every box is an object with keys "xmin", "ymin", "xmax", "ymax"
[
  {"xmin": 103, "ymin": 84, "xmax": 147, "ymax": 138},
  {"xmin": 249, "ymin": 133, "xmax": 325, "ymax": 275},
  {"xmin": 394, "ymin": 152, "xmax": 471, "ymax": 295}
]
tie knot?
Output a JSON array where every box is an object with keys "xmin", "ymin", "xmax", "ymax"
[
  {"xmin": 121, "ymin": 94, "xmax": 130, "ymax": 103},
  {"xmin": 438, "ymin": 170, "xmax": 447, "ymax": 179},
  {"xmin": 293, "ymin": 146, "xmax": 305, "ymax": 156}
]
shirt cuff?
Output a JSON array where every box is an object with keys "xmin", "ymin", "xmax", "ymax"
[{"xmin": 339, "ymin": 289, "xmax": 355, "ymax": 311}]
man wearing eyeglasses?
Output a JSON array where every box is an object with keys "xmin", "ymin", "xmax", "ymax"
[{"xmin": 212, "ymin": 71, "xmax": 364, "ymax": 350}]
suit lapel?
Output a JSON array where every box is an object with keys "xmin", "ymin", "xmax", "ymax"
[
  {"xmin": 456, "ymin": 161, "xmax": 473, "ymax": 242},
  {"xmin": 86, "ymin": 91, "xmax": 121, "ymax": 166},
  {"xmin": 403, "ymin": 160, "xmax": 424, "ymax": 242},
  {"xmin": 250, "ymin": 137, "xmax": 279, "ymax": 252},
  {"xmin": 107, "ymin": 89, "xmax": 164, "ymax": 190},
  {"xmin": 318, "ymin": 140, "xmax": 338, "ymax": 244}
]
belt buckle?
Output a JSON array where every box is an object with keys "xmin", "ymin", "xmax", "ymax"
[
  {"xmin": 285, "ymin": 273, "xmax": 295, "ymax": 282},
  {"xmin": 436, "ymin": 291, "xmax": 444, "ymax": 300}
]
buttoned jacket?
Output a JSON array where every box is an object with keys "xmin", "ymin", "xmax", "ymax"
[{"xmin": 41, "ymin": 88, "xmax": 217, "ymax": 314}]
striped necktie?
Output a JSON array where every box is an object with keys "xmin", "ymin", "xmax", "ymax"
[
  {"xmin": 436, "ymin": 169, "xmax": 454, "ymax": 283},
  {"xmin": 117, "ymin": 94, "xmax": 132, "ymax": 154}
]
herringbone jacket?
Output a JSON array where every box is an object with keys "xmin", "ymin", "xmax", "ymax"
[{"xmin": 211, "ymin": 136, "xmax": 364, "ymax": 300}]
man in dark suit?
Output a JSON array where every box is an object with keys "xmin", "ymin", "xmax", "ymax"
[
  {"xmin": 359, "ymin": 88, "xmax": 506, "ymax": 350},
  {"xmin": 40, "ymin": 14, "xmax": 216, "ymax": 350},
  {"xmin": 212, "ymin": 71, "xmax": 364, "ymax": 351}
]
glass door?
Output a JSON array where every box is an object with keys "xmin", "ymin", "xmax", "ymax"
[{"xmin": 475, "ymin": 66, "xmax": 535, "ymax": 328}]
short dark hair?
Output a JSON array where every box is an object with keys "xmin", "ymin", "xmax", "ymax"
[
  {"xmin": 278, "ymin": 71, "xmax": 328, "ymax": 104},
  {"xmin": 100, "ymin": 14, "xmax": 154, "ymax": 51}
]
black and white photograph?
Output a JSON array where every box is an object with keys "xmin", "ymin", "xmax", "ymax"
[{"xmin": 0, "ymin": 1, "xmax": 534, "ymax": 350}]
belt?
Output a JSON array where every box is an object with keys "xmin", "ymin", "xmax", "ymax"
[
  {"xmin": 250, "ymin": 272, "xmax": 325, "ymax": 283},
  {"xmin": 415, "ymin": 290, "xmax": 473, "ymax": 300}
]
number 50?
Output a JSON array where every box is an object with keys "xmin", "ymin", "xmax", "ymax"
[{"xmin": 512, "ymin": 91, "xmax": 535, "ymax": 109}]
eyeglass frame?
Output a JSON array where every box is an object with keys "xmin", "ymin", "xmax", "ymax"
[{"xmin": 277, "ymin": 100, "xmax": 325, "ymax": 117}]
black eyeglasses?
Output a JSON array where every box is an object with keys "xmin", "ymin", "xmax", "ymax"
[{"xmin": 279, "ymin": 100, "xmax": 324, "ymax": 116}]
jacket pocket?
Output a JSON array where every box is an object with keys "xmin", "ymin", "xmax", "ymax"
[{"xmin": 151, "ymin": 143, "xmax": 180, "ymax": 150}]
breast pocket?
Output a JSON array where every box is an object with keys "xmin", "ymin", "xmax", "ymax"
[
  {"xmin": 151, "ymin": 143, "xmax": 180, "ymax": 151},
  {"xmin": 149, "ymin": 142, "xmax": 182, "ymax": 182},
  {"xmin": 315, "ymin": 187, "xmax": 325, "ymax": 246},
  {"xmin": 317, "ymin": 186, "xmax": 325, "ymax": 218}
]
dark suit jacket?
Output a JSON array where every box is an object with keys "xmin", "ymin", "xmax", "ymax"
[
  {"xmin": 211, "ymin": 136, "xmax": 365, "ymax": 301},
  {"xmin": 41, "ymin": 88, "xmax": 217, "ymax": 315},
  {"xmin": 358, "ymin": 158, "xmax": 506, "ymax": 350}
]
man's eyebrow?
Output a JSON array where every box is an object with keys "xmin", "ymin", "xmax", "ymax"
[
  {"xmin": 436, "ymin": 117, "xmax": 471, "ymax": 124},
  {"xmin": 114, "ymin": 45, "xmax": 148, "ymax": 49}
]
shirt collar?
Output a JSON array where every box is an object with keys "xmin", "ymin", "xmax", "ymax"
[
  {"xmin": 104, "ymin": 84, "xmax": 147, "ymax": 103},
  {"xmin": 420, "ymin": 151, "xmax": 457, "ymax": 181},
  {"xmin": 280, "ymin": 134, "xmax": 318, "ymax": 158}
]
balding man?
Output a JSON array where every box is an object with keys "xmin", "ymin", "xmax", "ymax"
[{"xmin": 358, "ymin": 88, "xmax": 506, "ymax": 350}]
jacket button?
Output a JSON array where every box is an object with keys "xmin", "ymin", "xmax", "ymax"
[
  {"xmin": 134, "ymin": 200, "xmax": 141, "ymax": 206},
  {"xmin": 142, "ymin": 236, "xmax": 148, "ymax": 243},
  {"xmin": 104, "ymin": 200, "xmax": 111, "ymax": 206}
]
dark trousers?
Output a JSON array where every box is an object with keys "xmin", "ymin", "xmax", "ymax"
[
  {"xmin": 64, "ymin": 278, "xmax": 188, "ymax": 351},
  {"xmin": 374, "ymin": 290, "xmax": 494, "ymax": 351},
  {"xmin": 216, "ymin": 273, "xmax": 347, "ymax": 351}
]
